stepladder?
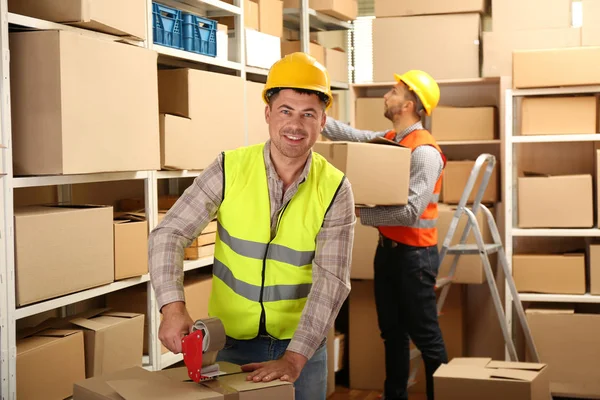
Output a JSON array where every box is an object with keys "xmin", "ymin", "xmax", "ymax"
[{"xmin": 407, "ymin": 153, "xmax": 540, "ymax": 388}]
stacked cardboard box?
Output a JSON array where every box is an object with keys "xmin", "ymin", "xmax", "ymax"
[
  {"xmin": 372, "ymin": 0, "xmax": 485, "ymax": 81},
  {"xmin": 185, "ymin": 221, "xmax": 218, "ymax": 260}
]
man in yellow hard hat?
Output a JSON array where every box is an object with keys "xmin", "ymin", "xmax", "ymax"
[
  {"xmin": 321, "ymin": 70, "xmax": 448, "ymax": 400},
  {"xmin": 148, "ymin": 52, "xmax": 356, "ymax": 400}
]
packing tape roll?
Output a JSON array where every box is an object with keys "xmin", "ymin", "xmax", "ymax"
[{"xmin": 193, "ymin": 317, "xmax": 226, "ymax": 367}]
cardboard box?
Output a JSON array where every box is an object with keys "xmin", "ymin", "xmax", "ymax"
[
  {"xmin": 434, "ymin": 357, "xmax": 550, "ymax": 400},
  {"xmin": 482, "ymin": 28, "xmax": 582, "ymax": 77},
  {"xmin": 350, "ymin": 217, "xmax": 379, "ymax": 279},
  {"xmin": 431, "ymin": 107, "xmax": 495, "ymax": 142},
  {"xmin": 437, "ymin": 204, "xmax": 492, "ymax": 284},
  {"xmin": 375, "ymin": 0, "xmax": 486, "ymax": 17},
  {"xmin": 589, "ymin": 244, "xmax": 600, "ymax": 294},
  {"xmin": 597, "ymin": 150, "xmax": 600, "ymax": 227},
  {"xmin": 442, "ymin": 161, "xmax": 498, "ymax": 204},
  {"xmin": 281, "ymin": 40, "xmax": 326, "ymax": 66},
  {"xmin": 513, "ymin": 47, "xmax": 600, "ymax": 89},
  {"xmin": 240, "ymin": 28, "xmax": 281, "ymax": 70},
  {"xmin": 513, "ymin": 254, "xmax": 586, "ymax": 294},
  {"xmin": 159, "ymin": 114, "xmax": 206, "ymax": 170},
  {"xmin": 313, "ymin": 141, "xmax": 411, "ymax": 205},
  {"xmin": 259, "ymin": 0, "xmax": 283, "ymax": 37},
  {"xmin": 349, "ymin": 280, "xmax": 465, "ymax": 390},
  {"xmin": 373, "ymin": 14, "xmax": 480, "ymax": 82},
  {"xmin": 10, "ymin": 31, "xmax": 160, "ymax": 176},
  {"xmin": 325, "ymin": 47, "xmax": 348, "ymax": 83},
  {"xmin": 521, "ymin": 96, "xmax": 597, "ymax": 135},
  {"xmin": 63, "ymin": 309, "xmax": 145, "ymax": 378},
  {"xmin": 283, "ymin": 0, "xmax": 358, "ymax": 21},
  {"xmin": 217, "ymin": 0, "xmax": 259, "ymax": 30},
  {"xmin": 246, "ymin": 81, "xmax": 269, "ymax": 145},
  {"xmin": 518, "ymin": 175, "xmax": 593, "ymax": 228},
  {"xmin": 113, "ymin": 216, "xmax": 148, "ymax": 280},
  {"xmin": 527, "ymin": 308, "xmax": 600, "ymax": 398},
  {"xmin": 158, "ymin": 69, "xmax": 245, "ymax": 169},
  {"xmin": 8, "ymin": 0, "xmax": 147, "ymax": 40},
  {"xmin": 17, "ymin": 329, "xmax": 85, "ymax": 400},
  {"xmin": 73, "ymin": 364, "xmax": 295, "ymax": 399},
  {"xmin": 14, "ymin": 205, "xmax": 114, "ymax": 306},
  {"xmin": 355, "ymin": 98, "xmax": 391, "ymax": 132},
  {"xmin": 583, "ymin": 0, "xmax": 600, "ymax": 46},
  {"xmin": 493, "ymin": 0, "xmax": 572, "ymax": 31}
]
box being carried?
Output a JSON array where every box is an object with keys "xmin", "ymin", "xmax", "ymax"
[{"xmin": 434, "ymin": 358, "xmax": 550, "ymax": 400}]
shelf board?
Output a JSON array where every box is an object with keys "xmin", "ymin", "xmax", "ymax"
[
  {"xmin": 331, "ymin": 81, "xmax": 349, "ymax": 90},
  {"xmin": 518, "ymin": 293, "xmax": 600, "ymax": 303},
  {"xmin": 512, "ymin": 85, "xmax": 600, "ymax": 97},
  {"xmin": 13, "ymin": 171, "xmax": 151, "ymax": 188},
  {"xmin": 8, "ymin": 13, "xmax": 143, "ymax": 43},
  {"xmin": 352, "ymin": 77, "xmax": 501, "ymax": 89},
  {"xmin": 169, "ymin": 0, "xmax": 241, "ymax": 16},
  {"xmin": 15, "ymin": 274, "xmax": 150, "ymax": 320},
  {"xmin": 512, "ymin": 134, "xmax": 600, "ymax": 143},
  {"xmin": 246, "ymin": 66, "xmax": 270, "ymax": 76},
  {"xmin": 438, "ymin": 139, "xmax": 501, "ymax": 146},
  {"xmin": 156, "ymin": 170, "xmax": 203, "ymax": 179},
  {"xmin": 154, "ymin": 44, "xmax": 242, "ymax": 72},
  {"xmin": 183, "ymin": 256, "xmax": 214, "ymax": 272},
  {"xmin": 283, "ymin": 8, "xmax": 353, "ymax": 31},
  {"xmin": 162, "ymin": 352, "xmax": 184, "ymax": 368},
  {"xmin": 512, "ymin": 228, "xmax": 600, "ymax": 237}
]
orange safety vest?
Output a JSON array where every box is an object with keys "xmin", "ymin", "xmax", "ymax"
[{"xmin": 378, "ymin": 129, "xmax": 447, "ymax": 247}]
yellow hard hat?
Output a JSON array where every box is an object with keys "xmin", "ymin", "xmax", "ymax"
[
  {"xmin": 263, "ymin": 52, "xmax": 333, "ymax": 110},
  {"xmin": 394, "ymin": 70, "xmax": 440, "ymax": 116}
]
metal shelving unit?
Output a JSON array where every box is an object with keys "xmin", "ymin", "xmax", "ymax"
[
  {"xmin": 0, "ymin": 0, "xmax": 355, "ymax": 397},
  {"xmin": 503, "ymin": 85, "xmax": 600, "ymax": 360}
]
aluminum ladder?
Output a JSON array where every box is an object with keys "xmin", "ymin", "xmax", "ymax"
[{"xmin": 408, "ymin": 153, "xmax": 540, "ymax": 388}]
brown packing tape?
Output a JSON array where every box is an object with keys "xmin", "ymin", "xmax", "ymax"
[
  {"xmin": 202, "ymin": 379, "xmax": 240, "ymax": 400},
  {"xmin": 195, "ymin": 317, "xmax": 226, "ymax": 367}
]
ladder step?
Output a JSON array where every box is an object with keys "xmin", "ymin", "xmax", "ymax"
[
  {"xmin": 410, "ymin": 348, "xmax": 421, "ymax": 360},
  {"xmin": 446, "ymin": 243, "xmax": 501, "ymax": 255},
  {"xmin": 435, "ymin": 277, "xmax": 453, "ymax": 290},
  {"xmin": 407, "ymin": 378, "xmax": 417, "ymax": 388}
]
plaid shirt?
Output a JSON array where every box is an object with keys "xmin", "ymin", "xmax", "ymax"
[
  {"xmin": 148, "ymin": 140, "xmax": 355, "ymax": 359},
  {"xmin": 322, "ymin": 117, "xmax": 444, "ymax": 227}
]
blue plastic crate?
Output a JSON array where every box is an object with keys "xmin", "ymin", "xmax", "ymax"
[
  {"xmin": 153, "ymin": 2, "xmax": 183, "ymax": 50},
  {"xmin": 182, "ymin": 13, "xmax": 217, "ymax": 57}
]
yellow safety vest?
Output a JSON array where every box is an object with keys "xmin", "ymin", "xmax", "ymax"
[{"xmin": 208, "ymin": 142, "xmax": 345, "ymax": 340}]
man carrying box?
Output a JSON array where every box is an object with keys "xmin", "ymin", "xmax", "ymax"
[
  {"xmin": 148, "ymin": 52, "xmax": 356, "ymax": 400},
  {"xmin": 322, "ymin": 70, "xmax": 447, "ymax": 400}
]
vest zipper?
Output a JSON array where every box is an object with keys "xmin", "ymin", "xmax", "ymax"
[{"xmin": 258, "ymin": 199, "xmax": 291, "ymax": 336}]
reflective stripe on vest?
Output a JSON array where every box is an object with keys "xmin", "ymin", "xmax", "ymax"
[
  {"xmin": 378, "ymin": 129, "xmax": 446, "ymax": 247},
  {"xmin": 208, "ymin": 143, "xmax": 345, "ymax": 340}
]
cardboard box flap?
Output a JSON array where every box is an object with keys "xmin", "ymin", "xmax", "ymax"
[
  {"xmin": 114, "ymin": 213, "xmax": 147, "ymax": 223},
  {"xmin": 487, "ymin": 361, "xmax": 546, "ymax": 371},
  {"xmin": 70, "ymin": 317, "xmax": 107, "ymax": 332},
  {"xmin": 214, "ymin": 372, "xmax": 294, "ymax": 392},
  {"xmin": 369, "ymin": 136, "xmax": 407, "ymax": 147},
  {"xmin": 36, "ymin": 328, "xmax": 81, "ymax": 338},
  {"xmin": 488, "ymin": 368, "xmax": 541, "ymax": 382},
  {"xmin": 526, "ymin": 307, "xmax": 575, "ymax": 315},
  {"xmin": 434, "ymin": 364, "xmax": 491, "ymax": 380},
  {"xmin": 448, "ymin": 357, "xmax": 492, "ymax": 367},
  {"xmin": 107, "ymin": 379, "xmax": 220, "ymax": 400},
  {"xmin": 102, "ymin": 311, "xmax": 143, "ymax": 319}
]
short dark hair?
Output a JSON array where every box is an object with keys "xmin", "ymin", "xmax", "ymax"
[
  {"xmin": 265, "ymin": 87, "xmax": 329, "ymax": 110},
  {"xmin": 403, "ymin": 87, "xmax": 424, "ymax": 116}
]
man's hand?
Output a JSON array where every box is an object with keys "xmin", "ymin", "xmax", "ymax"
[
  {"xmin": 241, "ymin": 351, "xmax": 308, "ymax": 383},
  {"xmin": 158, "ymin": 301, "xmax": 194, "ymax": 354},
  {"xmin": 355, "ymin": 207, "xmax": 361, "ymax": 218}
]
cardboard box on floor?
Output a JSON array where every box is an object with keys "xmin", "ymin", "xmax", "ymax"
[
  {"xmin": 283, "ymin": 0, "xmax": 357, "ymax": 21},
  {"xmin": 518, "ymin": 174, "xmax": 593, "ymax": 228},
  {"xmin": 434, "ymin": 357, "xmax": 550, "ymax": 400},
  {"xmin": 281, "ymin": 40, "xmax": 326, "ymax": 66},
  {"xmin": 8, "ymin": 0, "xmax": 147, "ymax": 40},
  {"xmin": 73, "ymin": 363, "xmax": 294, "ymax": 399},
  {"xmin": 482, "ymin": 28, "xmax": 581, "ymax": 78},
  {"xmin": 583, "ymin": 0, "xmax": 600, "ymax": 46},
  {"xmin": 520, "ymin": 96, "xmax": 598, "ymax": 136},
  {"xmin": 373, "ymin": 14, "xmax": 480, "ymax": 82},
  {"xmin": 355, "ymin": 98, "xmax": 392, "ymax": 132},
  {"xmin": 349, "ymin": 280, "xmax": 465, "ymax": 391},
  {"xmin": 492, "ymin": 0, "xmax": 572, "ymax": 31},
  {"xmin": 375, "ymin": 0, "xmax": 486, "ymax": 17},
  {"xmin": 513, "ymin": 47, "xmax": 600, "ymax": 89},
  {"xmin": 158, "ymin": 68, "xmax": 245, "ymax": 170},
  {"xmin": 10, "ymin": 31, "xmax": 160, "ymax": 175},
  {"xmin": 313, "ymin": 140, "xmax": 411, "ymax": 205},
  {"xmin": 14, "ymin": 205, "xmax": 114, "ymax": 307},
  {"xmin": 513, "ymin": 254, "xmax": 586, "ymax": 295},
  {"xmin": 17, "ymin": 328, "xmax": 85, "ymax": 400},
  {"xmin": 431, "ymin": 107, "xmax": 496, "ymax": 142},
  {"xmin": 114, "ymin": 214, "xmax": 148, "ymax": 280},
  {"xmin": 526, "ymin": 307, "xmax": 600, "ymax": 398},
  {"xmin": 441, "ymin": 161, "xmax": 498, "ymax": 204}
]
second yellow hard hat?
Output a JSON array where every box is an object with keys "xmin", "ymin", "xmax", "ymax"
[{"xmin": 394, "ymin": 70, "xmax": 440, "ymax": 116}]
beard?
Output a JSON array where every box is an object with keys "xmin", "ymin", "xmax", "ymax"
[{"xmin": 273, "ymin": 127, "xmax": 312, "ymax": 159}]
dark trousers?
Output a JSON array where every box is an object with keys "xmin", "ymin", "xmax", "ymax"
[{"xmin": 374, "ymin": 236, "xmax": 448, "ymax": 400}]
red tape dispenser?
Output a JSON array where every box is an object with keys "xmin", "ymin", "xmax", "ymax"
[{"xmin": 182, "ymin": 317, "xmax": 226, "ymax": 383}]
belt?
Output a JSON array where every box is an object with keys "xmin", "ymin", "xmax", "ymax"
[{"xmin": 379, "ymin": 234, "xmax": 399, "ymax": 248}]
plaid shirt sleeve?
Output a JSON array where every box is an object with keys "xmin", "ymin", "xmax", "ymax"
[
  {"xmin": 287, "ymin": 177, "xmax": 356, "ymax": 359},
  {"xmin": 148, "ymin": 153, "xmax": 224, "ymax": 311},
  {"xmin": 322, "ymin": 116, "xmax": 388, "ymax": 142}
]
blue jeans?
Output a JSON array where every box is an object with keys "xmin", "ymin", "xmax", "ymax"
[
  {"xmin": 374, "ymin": 237, "xmax": 448, "ymax": 400},
  {"xmin": 216, "ymin": 334, "xmax": 328, "ymax": 400}
]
